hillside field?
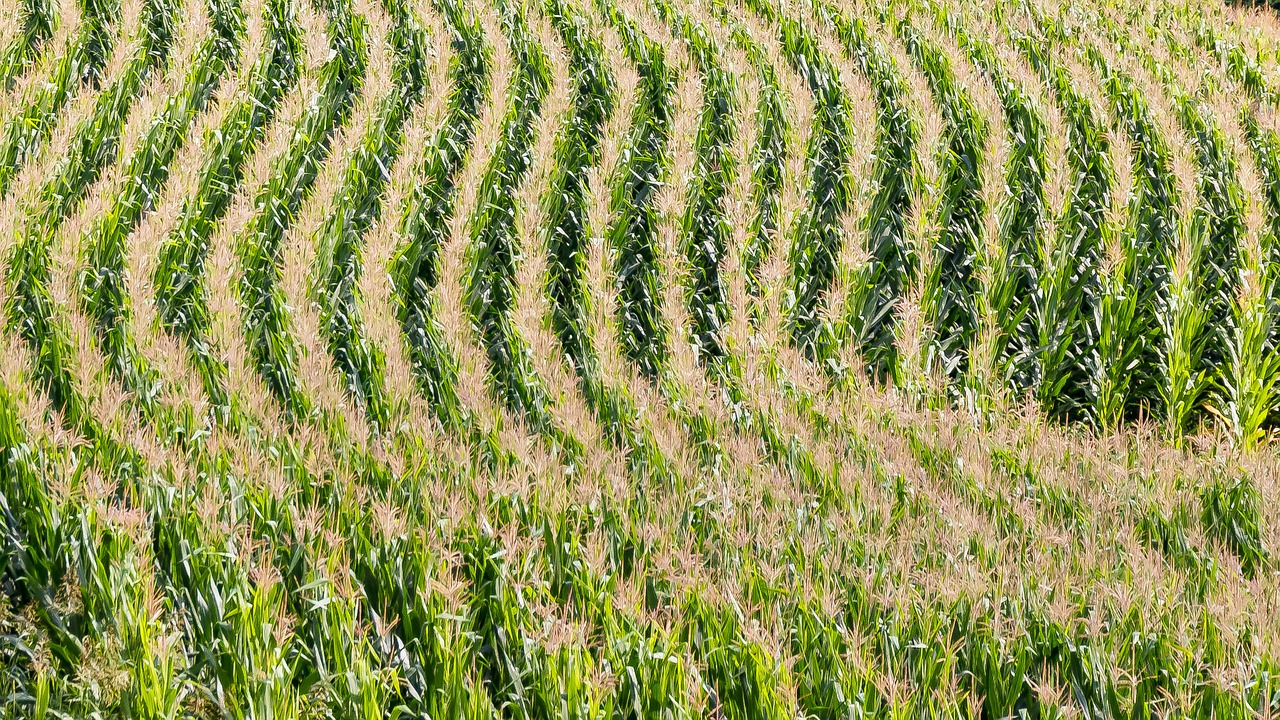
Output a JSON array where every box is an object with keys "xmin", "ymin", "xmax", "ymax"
[{"xmin": 5, "ymin": 0, "xmax": 1280, "ymax": 715}]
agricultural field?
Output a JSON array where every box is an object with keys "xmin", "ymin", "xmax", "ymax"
[{"xmin": 5, "ymin": 0, "xmax": 1280, "ymax": 713}]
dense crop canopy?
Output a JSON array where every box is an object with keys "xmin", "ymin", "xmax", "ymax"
[{"xmin": 7, "ymin": 0, "xmax": 1280, "ymax": 716}]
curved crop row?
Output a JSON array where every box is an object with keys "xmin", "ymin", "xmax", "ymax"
[
  {"xmin": 1011, "ymin": 14, "xmax": 1111, "ymax": 421},
  {"xmin": 657, "ymin": 1, "xmax": 735, "ymax": 366},
  {"xmin": 462, "ymin": 0, "xmax": 568, "ymax": 448},
  {"xmin": 723, "ymin": 8, "xmax": 787, "ymax": 312},
  {"xmin": 78, "ymin": 0, "xmax": 244, "ymax": 430},
  {"xmin": 599, "ymin": 0, "xmax": 671, "ymax": 383},
  {"xmin": 1081, "ymin": 30, "xmax": 1181, "ymax": 425},
  {"xmin": 895, "ymin": 10, "xmax": 988, "ymax": 384},
  {"xmin": 543, "ymin": 0, "xmax": 611, "ymax": 369},
  {"xmin": 309, "ymin": 0, "xmax": 429, "ymax": 430},
  {"xmin": 750, "ymin": 0, "xmax": 852, "ymax": 359},
  {"xmin": 0, "ymin": 0, "xmax": 123, "ymax": 199},
  {"xmin": 4, "ymin": 0, "xmax": 176, "ymax": 434},
  {"xmin": 390, "ymin": 0, "xmax": 490, "ymax": 436},
  {"xmin": 819, "ymin": 0, "xmax": 917, "ymax": 375},
  {"xmin": 0, "ymin": 0, "xmax": 58, "ymax": 90},
  {"xmin": 944, "ymin": 7, "xmax": 1042, "ymax": 392},
  {"xmin": 236, "ymin": 0, "xmax": 367, "ymax": 420},
  {"xmin": 152, "ymin": 0, "xmax": 301, "ymax": 417}
]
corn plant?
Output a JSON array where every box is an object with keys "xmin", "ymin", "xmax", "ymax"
[
  {"xmin": 819, "ymin": 0, "xmax": 918, "ymax": 377},
  {"xmin": 152, "ymin": 0, "xmax": 301, "ymax": 417},
  {"xmin": 237, "ymin": 0, "xmax": 367, "ymax": 420},
  {"xmin": 310, "ymin": 0, "xmax": 429, "ymax": 431},
  {"xmin": 78, "ymin": 0, "xmax": 244, "ymax": 432},
  {"xmin": 5, "ymin": 0, "xmax": 176, "ymax": 434},
  {"xmin": 0, "ymin": 0, "xmax": 59, "ymax": 90},
  {"xmin": 1012, "ymin": 20, "xmax": 1111, "ymax": 422},
  {"xmin": 0, "ymin": 0, "xmax": 121, "ymax": 199},
  {"xmin": 944, "ymin": 7, "xmax": 1042, "ymax": 394},
  {"xmin": 896, "ymin": 11, "xmax": 988, "ymax": 386},
  {"xmin": 1201, "ymin": 473, "xmax": 1269, "ymax": 578},
  {"xmin": 389, "ymin": 0, "xmax": 491, "ymax": 436},
  {"xmin": 599, "ymin": 0, "xmax": 671, "ymax": 382},
  {"xmin": 1085, "ymin": 43, "xmax": 1178, "ymax": 426}
]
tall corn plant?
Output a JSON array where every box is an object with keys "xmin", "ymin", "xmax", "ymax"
[
  {"xmin": 945, "ymin": 8, "xmax": 1042, "ymax": 395},
  {"xmin": 724, "ymin": 16, "xmax": 788, "ymax": 316},
  {"xmin": 390, "ymin": 0, "xmax": 490, "ymax": 436},
  {"xmin": 654, "ymin": 1, "xmax": 736, "ymax": 367},
  {"xmin": 819, "ymin": 1, "xmax": 918, "ymax": 377},
  {"xmin": 1196, "ymin": 23, "xmax": 1280, "ymax": 443},
  {"xmin": 347, "ymin": 511, "xmax": 477, "ymax": 715},
  {"xmin": 1123, "ymin": 34, "xmax": 1240, "ymax": 439},
  {"xmin": 0, "ymin": 392, "xmax": 82, "ymax": 670},
  {"xmin": 152, "ymin": 0, "xmax": 301, "ymax": 417},
  {"xmin": 1012, "ymin": 23, "xmax": 1110, "ymax": 422},
  {"xmin": 1220, "ymin": 213, "xmax": 1279, "ymax": 448},
  {"xmin": 0, "ymin": 0, "xmax": 122, "ymax": 198},
  {"xmin": 1085, "ymin": 44, "xmax": 1178, "ymax": 427},
  {"xmin": 786, "ymin": 599, "xmax": 879, "ymax": 720},
  {"xmin": 683, "ymin": 595, "xmax": 793, "ymax": 720},
  {"xmin": 5, "ymin": 0, "xmax": 177, "ymax": 435},
  {"xmin": 78, "ymin": 0, "xmax": 245, "ymax": 430},
  {"xmin": 455, "ymin": 523, "xmax": 604, "ymax": 720},
  {"xmin": 237, "ymin": 0, "xmax": 367, "ymax": 421},
  {"xmin": 0, "ymin": 0, "xmax": 59, "ymax": 89},
  {"xmin": 599, "ymin": 0, "xmax": 672, "ymax": 382},
  {"xmin": 462, "ymin": 0, "xmax": 570, "ymax": 452},
  {"xmin": 1157, "ymin": 213, "xmax": 1211, "ymax": 442},
  {"xmin": 605, "ymin": 616, "xmax": 696, "ymax": 720},
  {"xmin": 542, "ymin": 0, "xmax": 613, "ymax": 372},
  {"xmin": 310, "ymin": 0, "xmax": 430, "ymax": 431},
  {"xmin": 772, "ymin": 0, "xmax": 854, "ymax": 360},
  {"xmin": 1235, "ymin": 113, "xmax": 1280, "ymax": 444},
  {"xmin": 895, "ymin": 8, "xmax": 994, "ymax": 392}
]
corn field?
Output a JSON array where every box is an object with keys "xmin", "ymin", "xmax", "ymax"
[{"xmin": 6, "ymin": 0, "xmax": 1280, "ymax": 714}]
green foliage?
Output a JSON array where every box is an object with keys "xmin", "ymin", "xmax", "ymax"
[
  {"xmin": 238, "ymin": 0, "xmax": 368, "ymax": 420},
  {"xmin": 4, "ymin": 0, "xmax": 1280, "ymax": 717},
  {"xmin": 0, "ymin": 0, "xmax": 59, "ymax": 91},
  {"xmin": 390, "ymin": 0, "xmax": 492, "ymax": 438},
  {"xmin": 80, "ymin": 0, "xmax": 244, "ymax": 433},
  {"xmin": 602, "ymin": 0, "xmax": 672, "ymax": 382},
  {"xmin": 0, "ymin": 0, "xmax": 122, "ymax": 199},
  {"xmin": 6, "ymin": 0, "xmax": 177, "ymax": 433},
  {"xmin": 311, "ymin": 0, "xmax": 431, "ymax": 430},
  {"xmin": 820, "ymin": 0, "xmax": 918, "ymax": 376},
  {"xmin": 1201, "ymin": 474, "xmax": 1269, "ymax": 577},
  {"xmin": 153, "ymin": 0, "xmax": 302, "ymax": 417}
]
